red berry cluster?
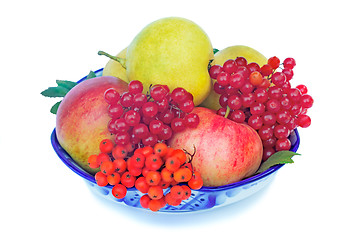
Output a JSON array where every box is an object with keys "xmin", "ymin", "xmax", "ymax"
[
  {"xmin": 104, "ymin": 81, "xmax": 199, "ymax": 147},
  {"xmin": 209, "ymin": 56, "xmax": 314, "ymax": 161},
  {"xmin": 88, "ymin": 140, "xmax": 203, "ymax": 212}
]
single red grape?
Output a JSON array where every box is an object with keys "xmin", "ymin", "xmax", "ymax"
[
  {"xmin": 128, "ymin": 80, "xmax": 143, "ymax": 94},
  {"xmin": 229, "ymin": 110, "xmax": 246, "ymax": 123},
  {"xmin": 223, "ymin": 59, "xmax": 237, "ymax": 74},
  {"xmin": 142, "ymin": 102, "xmax": 158, "ymax": 118},
  {"xmin": 235, "ymin": 57, "xmax": 247, "ymax": 66},
  {"xmin": 283, "ymin": 57, "xmax": 296, "ymax": 69},
  {"xmin": 227, "ymin": 94, "xmax": 242, "ymax": 110},
  {"xmin": 268, "ymin": 56, "xmax": 280, "ymax": 69},
  {"xmin": 209, "ymin": 65, "xmax": 223, "ymax": 79},
  {"xmin": 184, "ymin": 113, "xmax": 200, "ymax": 128},
  {"xmin": 104, "ymin": 88, "xmax": 120, "ymax": 104},
  {"xmin": 120, "ymin": 92, "xmax": 134, "ymax": 107}
]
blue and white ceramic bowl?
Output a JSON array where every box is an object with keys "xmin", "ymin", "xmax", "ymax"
[{"xmin": 50, "ymin": 69, "xmax": 300, "ymax": 213}]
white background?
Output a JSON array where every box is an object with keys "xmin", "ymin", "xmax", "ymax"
[{"xmin": 1, "ymin": 0, "xmax": 359, "ymax": 239}]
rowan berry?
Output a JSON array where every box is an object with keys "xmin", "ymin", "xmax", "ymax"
[
  {"xmin": 129, "ymin": 167, "xmax": 142, "ymax": 177},
  {"xmin": 88, "ymin": 154, "xmax": 99, "ymax": 169},
  {"xmin": 141, "ymin": 146, "xmax": 153, "ymax": 157},
  {"xmin": 112, "ymin": 184, "xmax": 127, "ymax": 199},
  {"xmin": 112, "ymin": 145, "xmax": 128, "ymax": 159},
  {"xmin": 160, "ymin": 168, "xmax": 173, "ymax": 182},
  {"xmin": 181, "ymin": 185, "xmax": 192, "ymax": 200},
  {"xmin": 188, "ymin": 171, "xmax": 203, "ymax": 190},
  {"xmin": 171, "ymin": 149, "xmax": 187, "ymax": 165},
  {"xmin": 249, "ymin": 71, "xmax": 263, "ymax": 86},
  {"xmin": 130, "ymin": 153, "xmax": 145, "ymax": 169},
  {"xmin": 145, "ymin": 171, "xmax": 162, "ymax": 186},
  {"xmin": 140, "ymin": 194, "xmax": 151, "ymax": 209},
  {"xmin": 141, "ymin": 167, "xmax": 151, "ymax": 178},
  {"xmin": 173, "ymin": 167, "xmax": 192, "ymax": 182},
  {"xmin": 165, "ymin": 193, "xmax": 182, "ymax": 206},
  {"xmin": 165, "ymin": 156, "xmax": 181, "ymax": 172},
  {"xmin": 145, "ymin": 154, "xmax": 163, "ymax": 171},
  {"xmin": 135, "ymin": 177, "xmax": 150, "ymax": 193},
  {"xmin": 107, "ymin": 172, "xmax": 121, "ymax": 185},
  {"xmin": 99, "ymin": 139, "xmax": 114, "ymax": 153},
  {"xmin": 148, "ymin": 198, "xmax": 165, "ymax": 212},
  {"xmin": 95, "ymin": 172, "xmax": 108, "ymax": 187},
  {"xmin": 164, "ymin": 147, "xmax": 175, "ymax": 158},
  {"xmin": 113, "ymin": 159, "xmax": 127, "ymax": 173},
  {"xmin": 96, "ymin": 153, "xmax": 110, "ymax": 165},
  {"xmin": 159, "ymin": 180, "xmax": 171, "ymax": 189},
  {"xmin": 170, "ymin": 185, "xmax": 185, "ymax": 199},
  {"xmin": 153, "ymin": 142, "xmax": 168, "ymax": 157},
  {"xmin": 148, "ymin": 185, "xmax": 164, "ymax": 200},
  {"xmin": 120, "ymin": 171, "xmax": 136, "ymax": 188},
  {"xmin": 100, "ymin": 160, "xmax": 115, "ymax": 175}
]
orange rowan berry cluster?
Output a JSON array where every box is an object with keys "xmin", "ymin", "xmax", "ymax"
[{"xmin": 88, "ymin": 139, "xmax": 203, "ymax": 212}]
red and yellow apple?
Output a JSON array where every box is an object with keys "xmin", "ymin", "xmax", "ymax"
[
  {"xmin": 168, "ymin": 107, "xmax": 263, "ymax": 187},
  {"xmin": 56, "ymin": 76, "xmax": 128, "ymax": 174}
]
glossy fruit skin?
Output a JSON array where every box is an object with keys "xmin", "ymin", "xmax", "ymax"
[
  {"xmin": 56, "ymin": 76, "xmax": 128, "ymax": 174},
  {"xmin": 112, "ymin": 184, "xmax": 127, "ymax": 199},
  {"xmin": 168, "ymin": 107, "xmax": 263, "ymax": 187},
  {"xmin": 125, "ymin": 17, "xmax": 214, "ymax": 106}
]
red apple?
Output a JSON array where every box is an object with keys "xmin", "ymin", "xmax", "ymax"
[
  {"xmin": 56, "ymin": 76, "xmax": 128, "ymax": 174},
  {"xmin": 168, "ymin": 107, "xmax": 263, "ymax": 187}
]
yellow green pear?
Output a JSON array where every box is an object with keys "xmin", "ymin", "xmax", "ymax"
[
  {"xmin": 200, "ymin": 45, "xmax": 268, "ymax": 110},
  {"xmin": 125, "ymin": 17, "xmax": 214, "ymax": 106},
  {"xmin": 102, "ymin": 47, "xmax": 128, "ymax": 82}
]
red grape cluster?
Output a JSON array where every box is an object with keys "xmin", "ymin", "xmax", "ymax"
[
  {"xmin": 209, "ymin": 56, "xmax": 314, "ymax": 161},
  {"xmin": 104, "ymin": 81, "xmax": 200, "ymax": 148}
]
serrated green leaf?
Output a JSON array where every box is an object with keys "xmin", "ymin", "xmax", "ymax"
[
  {"xmin": 86, "ymin": 71, "xmax": 97, "ymax": 79},
  {"xmin": 40, "ymin": 86, "xmax": 69, "ymax": 98},
  {"xmin": 255, "ymin": 150, "xmax": 301, "ymax": 174},
  {"xmin": 50, "ymin": 101, "xmax": 61, "ymax": 114},
  {"xmin": 56, "ymin": 80, "xmax": 77, "ymax": 90}
]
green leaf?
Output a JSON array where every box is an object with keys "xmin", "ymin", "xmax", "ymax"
[
  {"xmin": 41, "ymin": 70, "xmax": 94, "ymax": 114},
  {"xmin": 255, "ymin": 151, "xmax": 301, "ymax": 174},
  {"xmin": 50, "ymin": 101, "xmax": 61, "ymax": 114},
  {"xmin": 40, "ymin": 86, "xmax": 69, "ymax": 98},
  {"xmin": 213, "ymin": 48, "xmax": 219, "ymax": 54},
  {"xmin": 56, "ymin": 80, "xmax": 77, "ymax": 90},
  {"xmin": 86, "ymin": 70, "xmax": 97, "ymax": 79}
]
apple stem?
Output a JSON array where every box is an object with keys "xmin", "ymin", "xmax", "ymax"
[
  {"xmin": 224, "ymin": 106, "xmax": 231, "ymax": 119},
  {"xmin": 98, "ymin": 50, "xmax": 126, "ymax": 69},
  {"xmin": 183, "ymin": 145, "xmax": 196, "ymax": 164}
]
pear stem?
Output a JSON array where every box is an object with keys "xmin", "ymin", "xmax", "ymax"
[
  {"xmin": 224, "ymin": 106, "xmax": 231, "ymax": 119},
  {"xmin": 98, "ymin": 50, "xmax": 126, "ymax": 69}
]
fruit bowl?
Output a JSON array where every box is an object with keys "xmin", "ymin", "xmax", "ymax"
[
  {"xmin": 50, "ymin": 68, "xmax": 300, "ymax": 213},
  {"xmin": 51, "ymin": 128, "xmax": 299, "ymax": 212}
]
